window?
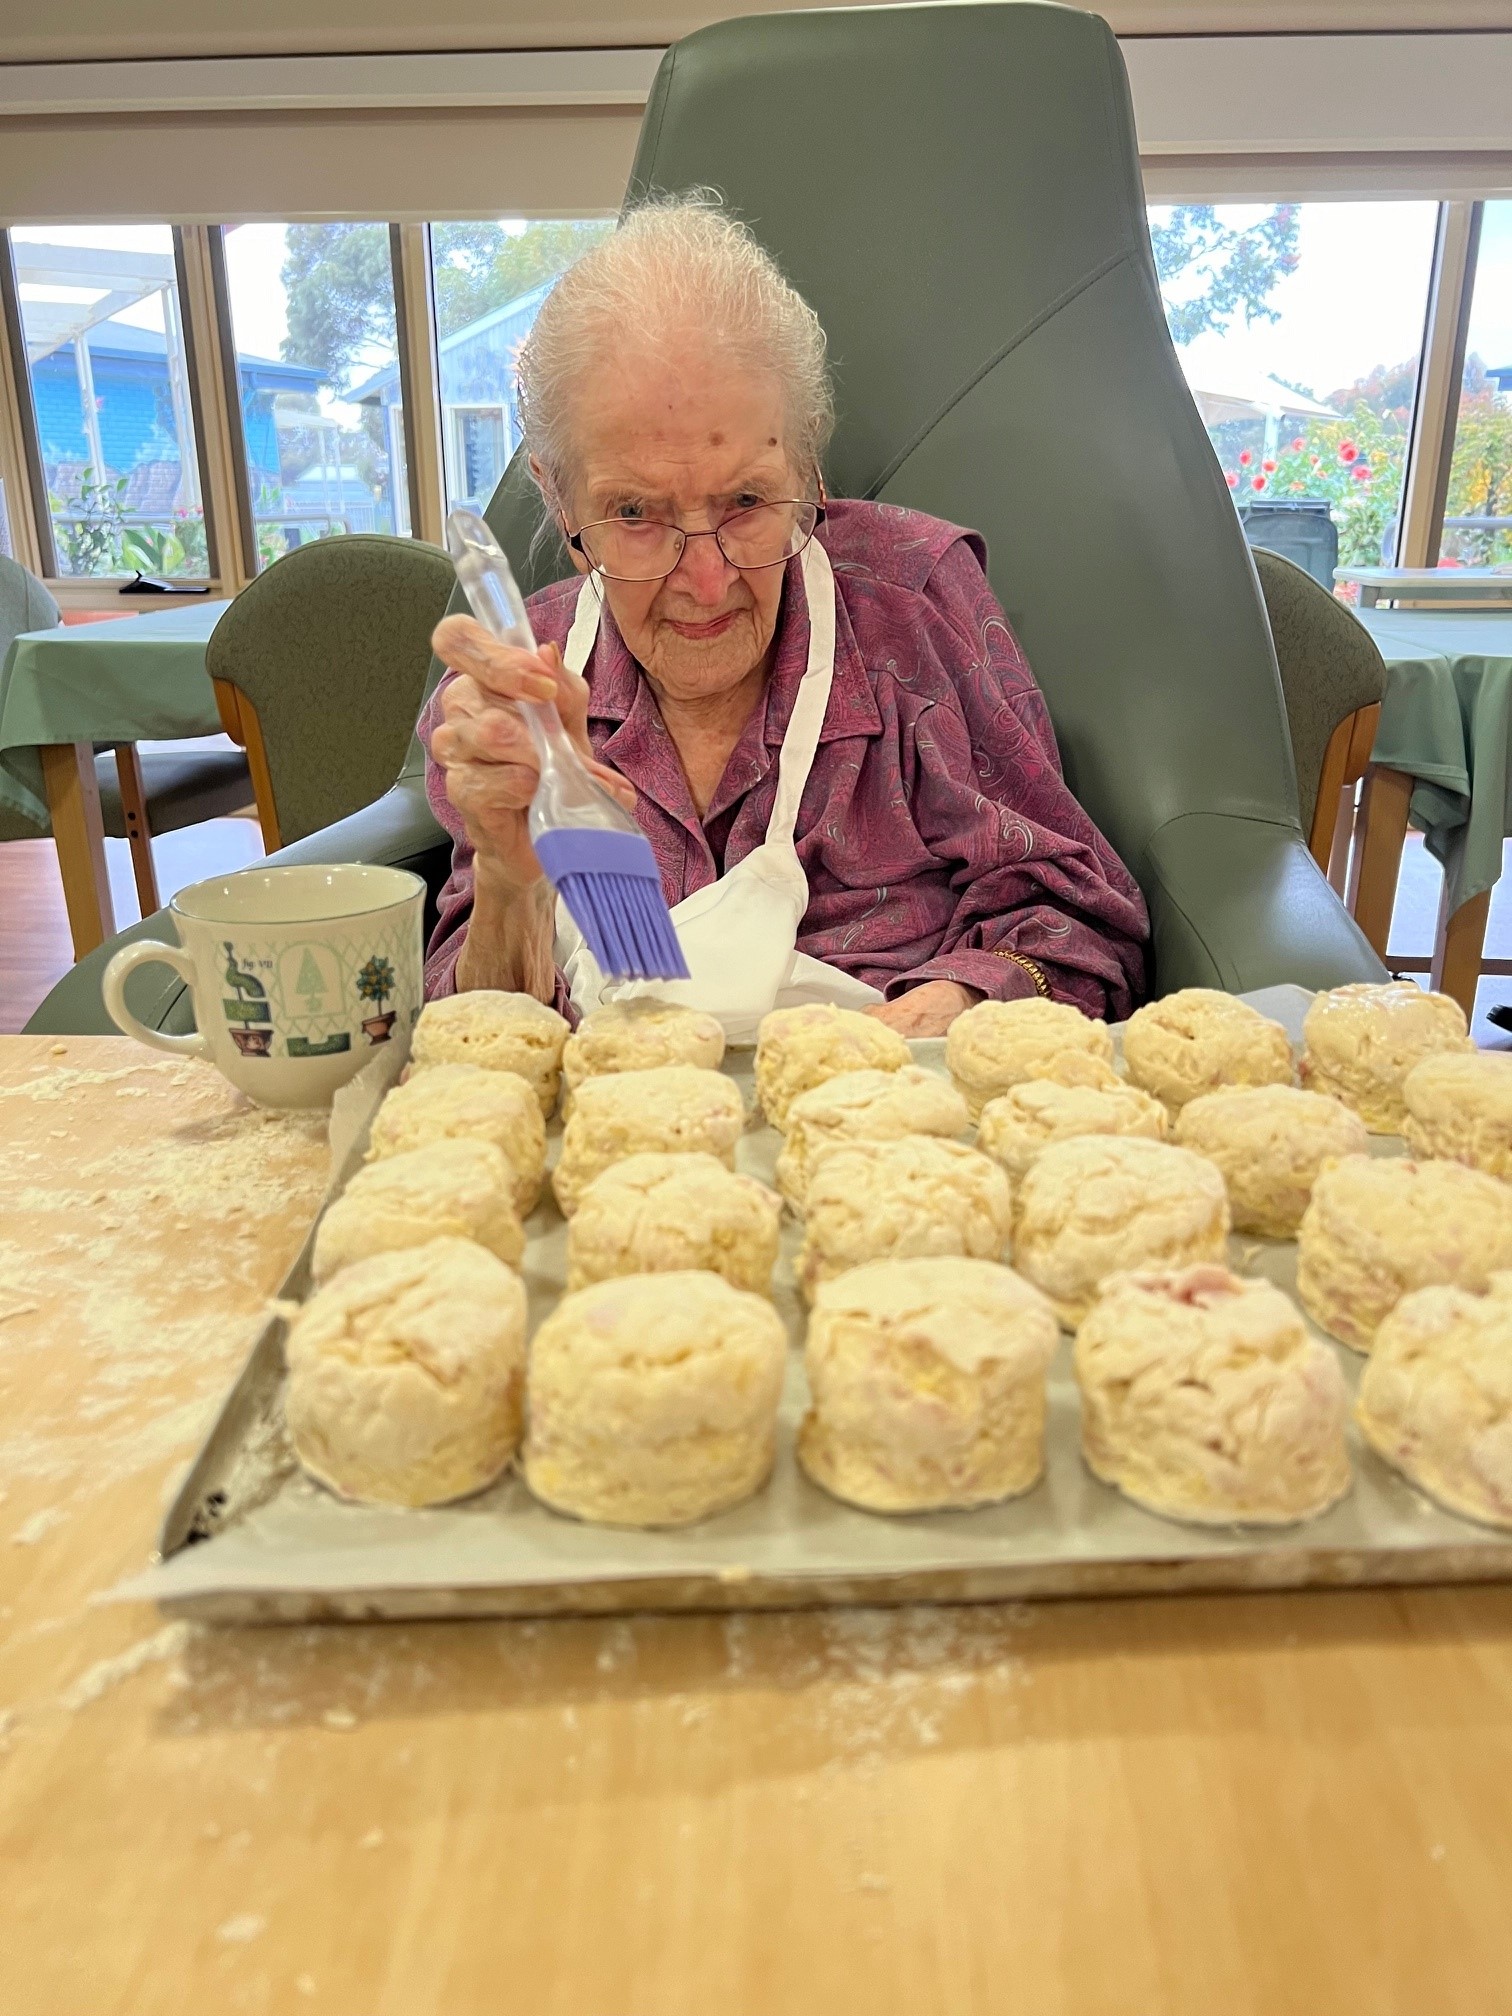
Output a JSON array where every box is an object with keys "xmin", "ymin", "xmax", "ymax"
[
  {"xmin": 8, "ymin": 224, "xmax": 207, "ymax": 579},
  {"xmin": 220, "ymin": 222, "xmax": 409, "ymax": 572},
  {"xmin": 452, "ymin": 407, "xmax": 507, "ymax": 503},
  {"xmin": 1150, "ymin": 202, "xmax": 1441, "ymax": 595},
  {"xmin": 1440, "ymin": 201, "xmax": 1512, "ymax": 568},
  {"xmin": 427, "ymin": 219, "xmax": 614, "ymax": 515}
]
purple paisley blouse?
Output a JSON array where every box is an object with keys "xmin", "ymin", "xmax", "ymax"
[{"xmin": 418, "ymin": 499, "xmax": 1150, "ymax": 1018}]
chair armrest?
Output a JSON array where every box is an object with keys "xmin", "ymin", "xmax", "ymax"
[
  {"xmin": 264, "ymin": 771, "xmax": 447, "ymax": 883},
  {"xmin": 1142, "ymin": 812, "xmax": 1387, "ymax": 995},
  {"xmin": 24, "ymin": 778, "xmax": 452, "ymax": 1037}
]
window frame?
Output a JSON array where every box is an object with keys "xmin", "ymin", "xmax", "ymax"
[
  {"xmin": 0, "ymin": 222, "xmax": 224, "ymax": 597},
  {"xmin": 0, "ymin": 180, "xmax": 1501, "ymax": 607}
]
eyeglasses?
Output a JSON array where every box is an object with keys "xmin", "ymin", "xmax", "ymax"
[{"xmin": 567, "ymin": 497, "xmax": 826, "ymax": 583}]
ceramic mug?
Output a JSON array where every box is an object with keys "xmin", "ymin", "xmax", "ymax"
[{"xmin": 102, "ymin": 863, "xmax": 426, "ymax": 1109}]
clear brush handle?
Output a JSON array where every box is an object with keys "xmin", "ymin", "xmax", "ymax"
[{"xmin": 444, "ymin": 509, "xmax": 641, "ymax": 841}]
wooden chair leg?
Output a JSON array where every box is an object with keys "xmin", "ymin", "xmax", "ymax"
[
  {"xmin": 1326, "ymin": 783, "xmax": 1356, "ymax": 896},
  {"xmin": 1308, "ymin": 713, "xmax": 1354, "ymax": 874},
  {"xmin": 213, "ymin": 677, "xmax": 282, "ymax": 853},
  {"xmin": 1348, "ymin": 764, "xmax": 1414, "ymax": 962},
  {"xmin": 39, "ymin": 741, "xmax": 116, "ymax": 961},
  {"xmin": 112, "ymin": 743, "xmax": 161, "ymax": 919},
  {"xmin": 1310, "ymin": 702, "xmax": 1382, "ymax": 890},
  {"xmin": 1431, "ymin": 884, "xmax": 1491, "ymax": 1025}
]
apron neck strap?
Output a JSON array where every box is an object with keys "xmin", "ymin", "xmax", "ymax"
[
  {"xmin": 556, "ymin": 537, "xmax": 838, "ymax": 853},
  {"xmin": 561, "ymin": 570, "xmax": 604, "ymax": 677},
  {"xmin": 765, "ymin": 536, "xmax": 836, "ymax": 850}
]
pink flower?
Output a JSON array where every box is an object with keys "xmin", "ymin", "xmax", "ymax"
[
  {"xmin": 1262, "ymin": 458, "xmax": 1277, "ymax": 473},
  {"xmin": 1339, "ymin": 441, "xmax": 1359, "ymax": 464},
  {"xmin": 1353, "ymin": 464, "xmax": 1371, "ymax": 482},
  {"xmin": 1291, "ymin": 436, "xmax": 1305, "ymax": 451},
  {"xmin": 1238, "ymin": 450, "xmax": 1253, "ymax": 467},
  {"xmin": 1225, "ymin": 471, "xmax": 1240, "ymax": 490},
  {"xmin": 1252, "ymin": 475, "xmax": 1267, "ymax": 491}
]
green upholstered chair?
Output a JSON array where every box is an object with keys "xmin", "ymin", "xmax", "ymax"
[
  {"xmin": 206, "ymin": 534, "xmax": 456, "ymax": 852},
  {"xmin": 0, "ymin": 555, "xmax": 252, "ymax": 883},
  {"xmin": 29, "ymin": 0, "xmax": 1386, "ymax": 1038},
  {"xmin": 1250, "ymin": 548, "xmax": 1387, "ymax": 875},
  {"xmin": 439, "ymin": 1, "xmax": 1385, "ymax": 997}
]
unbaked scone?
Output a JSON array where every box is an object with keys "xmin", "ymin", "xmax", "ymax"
[
  {"xmin": 977, "ymin": 1076, "xmax": 1167, "ymax": 1182},
  {"xmin": 754, "ymin": 1003, "xmax": 909, "ymax": 1128},
  {"xmin": 312, "ymin": 1136, "xmax": 524, "ymax": 1282},
  {"xmin": 1121, "ymin": 988, "xmax": 1293, "ymax": 1112},
  {"xmin": 367, "ymin": 1061, "xmax": 546, "ymax": 1215},
  {"xmin": 1074, "ymin": 1265, "xmax": 1351, "ymax": 1525},
  {"xmin": 284, "ymin": 1236, "xmax": 526, "ymax": 1507},
  {"xmin": 1300, "ymin": 981, "xmax": 1472, "ymax": 1133},
  {"xmin": 524, "ymin": 1271, "xmax": 786, "ymax": 1526},
  {"xmin": 1296, "ymin": 1154, "xmax": 1512, "ymax": 1351},
  {"xmin": 1013, "ymin": 1135, "xmax": 1230, "ymax": 1326},
  {"xmin": 552, "ymin": 1064, "xmax": 746, "ymax": 1217},
  {"xmin": 410, "ymin": 989, "xmax": 569, "ymax": 1116},
  {"xmin": 1357, "ymin": 1272, "xmax": 1512, "ymax": 1529},
  {"xmin": 566, "ymin": 1152, "xmax": 781, "ymax": 1296},
  {"xmin": 1173, "ymin": 1083, "xmax": 1369, "ymax": 1238},
  {"xmin": 944, "ymin": 997, "xmax": 1115, "ymax": 1121},
  {"xmin": 774, "ymin": 1066, "xmax": 970, "ymax": 1210},
  {"xmin": 798, "ymin": 1256, "xmax": 1059, "ymax": 1512},
  {"xmin": 561, "ymin": 998, "xmax": 725, "ymax": 1107},
  {"xmin": 1402, "ymin": 1051, "xmax": 1512, "ymax": 1179},
  {"xmin": 796, "ymin": 1136, "xmax": 1013, "ymax": 1299}
]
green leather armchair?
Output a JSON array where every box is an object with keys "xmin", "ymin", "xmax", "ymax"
[{"xmin": 28, "ymin": 0, "xmax": 1384, "ymax": 1040}]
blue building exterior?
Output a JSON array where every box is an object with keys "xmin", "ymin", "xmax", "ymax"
[
  {"xmin": 31, "ymin": 321, "xmax": 323, "ymax": 500},
  {"xmin": 351, "ymin": 280, "xmax": 552, "ymax": 511}
]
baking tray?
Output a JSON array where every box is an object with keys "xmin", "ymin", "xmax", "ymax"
[{"xmin": 122, "ymin": 986, "xmax": 1512, "ymax": 1623}]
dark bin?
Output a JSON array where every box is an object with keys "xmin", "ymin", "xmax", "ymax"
[{"xmin": 1237, "ymin": 497, "xmax": 1339, "ymax": 591}]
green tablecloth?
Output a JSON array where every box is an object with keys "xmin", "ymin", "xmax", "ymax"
[
  {"xmin": 0, "ymin": 600, "xmax": 229, "ymax": 833},
  {"xmin": 1359, "ymin": 608, "xmax": 1512, "ymax": 917}
]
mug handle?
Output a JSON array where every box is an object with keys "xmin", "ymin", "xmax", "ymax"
[{"xmin": 101, "ymin": 938, "xmax": 211, "ymax": 1061}]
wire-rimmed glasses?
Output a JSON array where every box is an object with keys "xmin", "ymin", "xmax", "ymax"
[{"xmin": 567, "ymin": 497, "xmax": 825, "ymax": 582}]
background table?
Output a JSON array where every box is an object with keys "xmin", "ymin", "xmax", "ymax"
[
  {"xmin": 5, "ymin": 1033, "xmax": 1512, "ymax": 2015},
  {"xmin": 1356, "ymin": 608, "xmax": 1512, "ymax": 1008},
  {"xmin": 1339, "ymin": 566, "xmax": 1512, "ymax": 608},
  {"xmin": 0, "ymin": 601, "xmax": 230, "ymax": 955}
]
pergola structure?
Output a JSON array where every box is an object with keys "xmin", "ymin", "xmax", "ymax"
[{"xmin": 13, "ymin": 241, "xmax": 200, "ymax": 514}]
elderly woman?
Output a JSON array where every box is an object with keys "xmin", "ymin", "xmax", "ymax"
[{"xmin": 422, "ymin": 198, "xmax": 1148, "ymax": 1038}]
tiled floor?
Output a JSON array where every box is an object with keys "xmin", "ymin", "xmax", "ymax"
[{"xmin": 3, "ymin": 786, "xmax": 1511, "ymax": 1038}]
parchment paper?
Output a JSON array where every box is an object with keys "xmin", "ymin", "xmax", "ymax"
[{"xmin": 123, "ymin": 987, "xmax": 1512, "ymax": 1623}]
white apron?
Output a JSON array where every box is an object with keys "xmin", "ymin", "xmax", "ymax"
[{"xmin": 554, "ymin": 538, "xmax": 883, "ymax": 1042}]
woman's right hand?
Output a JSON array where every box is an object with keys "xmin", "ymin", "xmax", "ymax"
[{"xmin": 428, "ymin": 614, "xmax": 638, "ymax": 894}]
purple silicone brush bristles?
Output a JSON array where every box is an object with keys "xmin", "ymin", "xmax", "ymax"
[{"xmin": 533, "ymin": 829, "xmax": 690, "ymax": 982}]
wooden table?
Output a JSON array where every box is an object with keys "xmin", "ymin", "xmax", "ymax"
[
  {"xmin": 1344, "ymin": 609, "xmax": 1512, "ymax": 1019},
  {"xmin": 0, "ymin": 602, "xmax": 232, "ymax": 959},
  {"xmin": 5, "ymin": 1034, "xmax": 1512, "ymax": 2016}
]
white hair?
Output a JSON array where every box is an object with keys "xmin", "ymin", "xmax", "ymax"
[{"xmin": 516, "ymin": 191, "xmax": 834, "ymax": 504}]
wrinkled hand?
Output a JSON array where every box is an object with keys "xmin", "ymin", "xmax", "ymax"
[
  {"xmin": 428, "ymin": 614, "xmax": 637, "ymax": 894},
  {"xmin": 865, "ymin": 980, "xmax": 981, "ymax": 1038}
]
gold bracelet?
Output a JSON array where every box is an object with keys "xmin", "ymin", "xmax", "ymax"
[{"xmin": 991, "ymin": 950, "xmax": 1051, "ymax": 997}]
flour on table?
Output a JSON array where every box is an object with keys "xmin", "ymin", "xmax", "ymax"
[
  {"xmin": 216, "ymin": 1914, "xmax": 266, "ymax": 1944},
  {"xmin": 60, "ymin": 1620, "xmax": 199, "ymax": 1711},
  {"xmin": 10, "ymin": 1505, "xmax": 67, "ymax": 1546}
]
